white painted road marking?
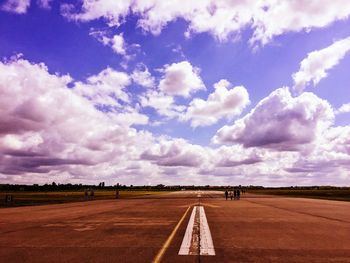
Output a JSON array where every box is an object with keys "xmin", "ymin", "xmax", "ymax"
[
  {"xmin": 178, "ymin": 206, "xmax": 197, "ymax": 255},
  {"xmin": 199, "ymin": 206, "xmax": 215, "ymax": 255},
  {"xmin": 178, "ymin": 206, "xmax": 215, "ymax": 256}
]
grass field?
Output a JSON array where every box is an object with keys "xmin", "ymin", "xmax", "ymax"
[
  {"xmin": 0, "ymin": 190, "xmax": 171, "ymax": 208},
  {"xmin": 249, "ymin": 189, "xmax": 350, "ymax": 202}
]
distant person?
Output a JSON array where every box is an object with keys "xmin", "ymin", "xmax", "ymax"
[
  {"xmin": 225, "ymin": 190, "xmax": 228, "ymax": 200},
  {"xmin": 84, "ymin": 189, "xmax": 89, "ymax": 200},
  {"xmin": 230, "ymin": 190, "xmax": 233, "ymax": 200},
  {"xmin": 237, "ymin": 189, "xmax": 240, "ymax": 200},
  {"xmin": 234, "ymin": 189, "xmax": 237, "ymax": 200}
]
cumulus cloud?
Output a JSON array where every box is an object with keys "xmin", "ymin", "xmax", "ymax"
[
  {"xmin": 213, "ymin": 145, "xmax": 264, "ymax": 168},
  {"xmin": 323, "ymin": 126, "xmax": 350, "ymax": 155},
  {"xmin": 90, "ymin": 30, "xmax": 127, "ymax": 55},
  {"xmin": 336, "ymin": 103, "xmax": 350, "ymax": 114},
  {"xmin": 0, "ymin": 57, "xmax": 152, "ymax": 179},
  {"xmin": 1, "ymin": 0, "xmax": 30, "ymax": 14},
  {"xmin": 139, "ymin": 90, "xmax": 185, "ymax": 119},
  {"xmin": 109, "ymin": 106, "xmax": 149, "ymax": 127},
  {"xmin": 61, "ymin": 0, "xmax": 132, "ymax": 26},
  {"xmin": 61, "ymin": 0, "xmax": 350, "ymax": 46},
  {"xmin": 73, "ymin": 67, "xmax": 131, "ymax": 106},
  {"xmin": 213, "ymin": 87, "xmax": 334, "ymax": 151},
  {"xmin": 283, "ymin": 125, "xmax": 350, "ymax": 184},
  {"xmin": 137, "ymin": 60, "xmax": 204, "ymax": 120},
  {"xmin": 2, "ymin": 57, "xmax": 349, "ymax": 186},
  {"xmin": 1, "ymin": 0, "xmax": 53, "ymax": 13},
  {"xmin": 110, "ymin": 34, "xmax": 126, "ymax": 55},
  {"xmin": 182, "ymin": 79, "xmax": 250, "ymax": 127},
  {"xmin": 292, "ymin": 36, "xmax": 350, "ymax": 92},
  {"xmin": 159, "ymin": 61, "xmax": 205, "ymax": 97},
  {"xmin": 37, "ymin": 0, "xmax": 52, "ymax": 9},
  {"xmin": 141, "ymin": 138, "xmax": 209, "ymax": 167},
  {"xmin": 131, "ymin": 64, "xmax": 155, "ymax": 88},
  {"xmin": 250, "ymin": 1, "xmax": 350, "ymax": 46},
  {"xmin": 72, "ymin": 67, "xmax": 150, "ymax": 126}
]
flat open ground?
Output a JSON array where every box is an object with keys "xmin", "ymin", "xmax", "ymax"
[
  {"xmin": 0, "ymin": 190, "xmax": 170, "ymax": 207},
  {"xmin": 1, "ymin": 191, "xmax": 350, "ymax": 262}
]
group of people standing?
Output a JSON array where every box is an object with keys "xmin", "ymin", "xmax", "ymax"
[{"xmin": 225, "ymin": 189, "xmax": 243, "ymax": 200}]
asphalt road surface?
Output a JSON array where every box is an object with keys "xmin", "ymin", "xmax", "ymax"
[{"xmin": 1, "ymin": 191, "xmax": 350, "ymax": 262}]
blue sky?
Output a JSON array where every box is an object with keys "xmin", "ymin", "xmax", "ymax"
[{"xmin": 1, "ymin": 0, "xmax": 350, "ymax": 186}]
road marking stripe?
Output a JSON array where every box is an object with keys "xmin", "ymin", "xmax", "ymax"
[
  {"xmin": 178, "ymin": 206, "xmax": 215, "ymax": 256},
  {"xmin": 199, "ymin": 206, "xmax": 215, "ymax": 255},
  {"xmin": 178, "ymin": 206, "xmax": 197, "ymax": 255},
  {"xmin": 152, "ymin": 205, "xmax": 191, "ymax": 263}
]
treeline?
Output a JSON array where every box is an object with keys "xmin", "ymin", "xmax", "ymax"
[
  {"xmin": 260, "ymin": 186, "xmax": 350, "ymax": 190},
  {"xmin": 0, "ymin": 183, "xmax": 110, "ymax": 192},
  {"xmin": 0, "ymin": 183, "xmax": 348, "ymax": 192},
  {"xmin": 0, "ymin": 183, "xmax": 247, "ymax": 192},
  {"xmin": 0, "ymin": 183, "xmax": 206, "ymax": 191}
]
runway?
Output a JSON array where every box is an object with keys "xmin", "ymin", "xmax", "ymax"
[{"xmin": 1, "ymin": 191, "xmax": 350, "ymax": 262}]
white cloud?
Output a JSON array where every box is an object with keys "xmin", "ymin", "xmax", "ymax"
[
  {"xmin": 139, "ymin": 90, "xmax": 185, "ymax": 119},
  {"xmin": 109, "ymin": 107, "xmax": 149, "ymax": 126},
  {"xmin": 3, "ymin": 58, "xmax": 350, "ymax": 186},
  {"xmin": 73, "ymin": 67, "xmax": 130, "ymax": 106},
  {"xmin": 37, "ymin": 0, "xmax": 52, "ymax": 9},
  {"xmin": 110, "ymin": 33, "xmax": 126, "ymax": 55},
  {"xmin": 213, "ymin": 87, "xmax": 334, "ymax": 151},
  {"xmin": 292, "ymin": 36, "xmax": 350, "ymax": 92},
  {"xmin": 182, "ymin": 79, "xmax": 250, "ymax": 127},
  {"xmin": 322, "ymin": 126, "xmax": 350, "ymax": 155},
  {"xmin": 72, "ymin": 67, "xmax": 150, "ymax": 126},
  {"xmin": 0, "ymin": 57, "xmax": 166, "ymax": 187},
  {"xmin": 137, "ymin": 60, "xmax": 204, "ymax": 120},
  {"xmin": 137, "ymin": 61, "xmax": 206, "ymax": 121},
  {"xmin": 131, "ymin": 64, "xmax": 155, "ymax": 88},
  {"xmin": 141, "ymin": 137, "xmax": 209, "ymax": 167},
  {"xmin": 1, "ymin": 0, "xmax": 54, "ymax": 13},
  {"xmin": 159, "ymin": 61, "xmax": 205, "ymax": 98},
  {"xmin": 62, "ymin": 0, "xmax": 350, "ymax": 46},
  {"xmin": 61, "ymin": 0, "xmax": 132, "ymax": 26},
  {"xmin": 1, "ymin": 0, "xmax": 30, "ymax": 14},
  {"xmin": 283, "ymin": 125, "xmax": 350, "ymax": 183},
  {"xmin": 0, "ymin": 57, "xmax": 153, "ymax": 179},
  {"xmin": 213, "ymin": 145, "xmax": 264, "ymax": 168},
  {"xmin": 90, "ymin": 31, "xmax": 127, "ymax": 55},
  {"xmin": 336, "ymin": 103, "xmax": 350, "ymax": 114},
  {"xmin": 250, "ymin": 1, "xmax": 350, "ymax": 46}
]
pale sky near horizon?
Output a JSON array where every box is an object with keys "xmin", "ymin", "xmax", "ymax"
[{"xmin": 1, "ymin": 0, "xmax": 350, "ymax": 186}]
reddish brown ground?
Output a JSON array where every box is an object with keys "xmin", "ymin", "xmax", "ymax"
[{"xmin": 1, "ymin": 191, "xmax": 350, "ymax": 262}]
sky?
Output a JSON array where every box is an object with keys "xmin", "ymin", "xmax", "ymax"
[{"xmin": 1, "ymin": 0, "xmax": 350, "ymax": 186}]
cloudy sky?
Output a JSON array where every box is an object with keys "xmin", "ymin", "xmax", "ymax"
[{"xmin": 1, "ymin": 0, "xmax": 350, "ymax": 186}]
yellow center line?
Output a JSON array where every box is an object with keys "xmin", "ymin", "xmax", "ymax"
[{"xmin": 152, "ymin": 205, "xmax": 191, "ymax": 263}]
